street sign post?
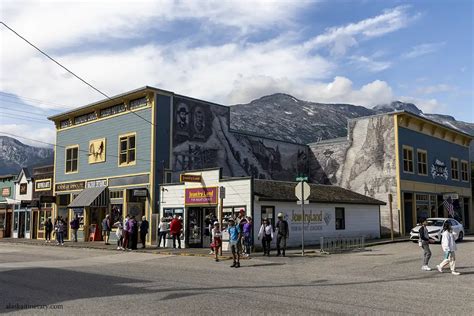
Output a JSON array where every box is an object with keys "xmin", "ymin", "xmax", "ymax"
[{"xmin": 295, "ymin": 180, "xmax": 310, "ymax": 256}]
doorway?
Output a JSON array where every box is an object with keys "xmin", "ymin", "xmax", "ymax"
[
  {"xmin": 32, "ymin": 211, "xmax": 38, "ymax": 239},
  {"xmin": 403, "ymin": 193, "xmax": 413, "ymax": 235},
  {"xmin": 186, "ymin": 207, "xmax": 216, "ymax": 248},
  {"xmin": 18, "ymin": 211, "xmax": 25, "ymax": 238}
]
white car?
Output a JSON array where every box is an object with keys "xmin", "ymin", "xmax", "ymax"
[{"xmin": 409, "ymin": 218, "xmax": 464, "ymax": 243}]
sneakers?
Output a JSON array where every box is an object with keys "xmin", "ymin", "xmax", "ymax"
[
  {"xmin": 235, "ymin": 262, "xmax": 240, "ymax": 268},
  {"xmin": 209, "ymin": 250, "xmax": 214, "ymax": 255},
  {"xmin": 436, "ymin": 265, "xmax": 443, "ymax": 273},
  {"xmin": 451, "ymin": 271, "xmax": 460, "ymax": 276},
  {"xmin": 421, "ymin": 265, "xmax": 432, "ymax": 271},
  {"xmin": 230, "ymin": 262, "xmax": 236, "ymax": 268}
]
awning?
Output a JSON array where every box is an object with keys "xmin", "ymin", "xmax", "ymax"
[
  {"xmin": 68, "ymin": 186, "xmax": 107, "ymax": 208},
  {"xmin": 5, "ymin": 198, "xmax": 20, "ymax": 205}
]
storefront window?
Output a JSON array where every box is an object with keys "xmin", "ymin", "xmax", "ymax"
[
  {"xmin": 403, "ymin": 146, "xmax": 414, "ymax": 173},
  {"xmin": 261, "ymin": 206, "xmax": 275, "ymax": 226},
  {"xmin": 13, "ymin": 212, "xmax": 18, "ymax": 231},
  {"xmin": 0, "ymin": 213, "xmax": 5, "ymax": 228},
  {"xmin": 164, "ymin": 208, "xmax": 184, "ymax": 218},
  {"xmin": 25, "ymin": 212, "xmax": 31, "ymax": 233},
  {"xmin": 111, "ymin": 205, "xmax": 123, "ymax": 225},
  {"xmin": 335, "ymin": 207, "xmax": 345, "ymax": 230},
  {"xmin": 416, "ymin": 194, "xmax": 430, "ymax": 223}
]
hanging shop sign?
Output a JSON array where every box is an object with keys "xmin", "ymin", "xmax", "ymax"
[
  {"xmin": 133, "ymin": 189, "xmax": 148, "ymax": 197},
  {"xmin": 443, "ymin": 193, "xmax": 459, "ymax": 200},
  {"xmin": 180, "ymin": 174, "xmax": 202, "ymax": 182},
  {"xmin": 185, "ymin": 187, "xmax": 218, "ymax": 205},
  {"xmin": 431, "ymin": 159, "xmax": 448, "ymax": 180},
  {"xmin": 55, "ymin": 181, "xmax": 85, "ymax": 192},
  {"xmin": 35, "ymin": 178, "xmax": 52, "ymax": 191},
  {"xmin": 2, "ymin": 187, "xmax": 11, "ymax": 197},
  {"xmin": 86, "ymin": 179, "xmax": 108, "ymax": 189}
]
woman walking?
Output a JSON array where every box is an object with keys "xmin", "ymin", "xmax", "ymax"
[
  {"xmin": 436, "ymin": 221, "xmax": 461, "ymax": 275},
  {"xmin": 258, "ymin": 218, "xmax": 273, "ymax": 256},
  {"xmin": 419, "ymin": 218, "xmax": 433, "ymax": 271},
  {"xmin": 44, "ymin": 218, "xmax": 53, "ymax": 243}
]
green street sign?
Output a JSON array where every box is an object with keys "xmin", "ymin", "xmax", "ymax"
[{"xmin": 296, "ymin": 176, "xmax": 308, "ymax": 182}]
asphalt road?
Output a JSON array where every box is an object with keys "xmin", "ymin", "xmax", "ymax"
[{"xmin": 0, "ymin": 238, "xmax": 473, "ymax": 315}]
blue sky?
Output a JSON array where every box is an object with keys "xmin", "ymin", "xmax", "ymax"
[{"xmin": 0, "ymin": 0, "xmax": 472, "ymax": 146}]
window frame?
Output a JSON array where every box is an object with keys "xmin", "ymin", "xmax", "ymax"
[
  {"xmin": 65, "ymin": 145, "xmax": 79, "ymax": 174},
  {"xmin": 416, "ymin": 149, "xmax": 428, "ymax": 176},
  {"xmin": 335, "ymin": 207, "xmax": 345, "ymax": 230},
  {"xmin": 260, "ymin": 205, "xmax": 275, "ymax": 227},
  {"xmin": 460, "ymin": 160, "xmax": 469, "ymax": 182},
  {"xmin": 450, "ymin": 157, "xmax": 459, "ymax": 181},
  {"xmin": 402, "ymin": 145, "xmax": 414, "ymax": 174},
  {"xmin": 118, "ymin": 132, "xmax": 137, "ymax": 167}
]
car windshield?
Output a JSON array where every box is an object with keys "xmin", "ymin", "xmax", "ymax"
[{"xmin": 426, "ymin": 220, "xmax": 444, "ymax": 227}]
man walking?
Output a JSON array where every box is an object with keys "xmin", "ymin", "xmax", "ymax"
[
  {"xmin": 169, "ymin": 215, "xmax": 182, "ymax": 249},
  {"xmin": 102, "ymin": 214, "xmax": 111, "ymax": 245},
  {"xmin": 140, "ymin": 216, "xmax": 149, "ymax": 249},
  {"xmin": 70, "ymin": 214, "xmax": 79, "ymax": 242},
  {"xmin": 276, "ymin": 213, "xmax": 289, "ymax": 257},
  {"xmin": 419, "ymin": 218, "xmax": 433, "ymax": 271}
]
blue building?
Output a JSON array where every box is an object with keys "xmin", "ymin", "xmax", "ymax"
[
  {"xmin": 48, "ymin": 86, "xmax": 309, "ymax": 244},
  {"xmin": 310, "ymin": 111, "xmax": 472, "ymax": 236}
]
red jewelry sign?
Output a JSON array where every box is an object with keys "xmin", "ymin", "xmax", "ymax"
[{"xmin": 185, "ymin": 187, "xmax": 218, "ymax": 205}]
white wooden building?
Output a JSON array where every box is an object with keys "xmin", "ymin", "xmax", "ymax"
[{"xmin": 159, "ymin": 168, "xmax": 385, "ymax": 249}]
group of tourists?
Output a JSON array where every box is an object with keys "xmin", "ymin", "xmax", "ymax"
[
  {"xmin": 419, "ymin": 218, "xmax": 461, "ymax": 275},
  {"xmin": 43, "ymin": 216, "xmax": 67, "ymax": 245},
  {"xmin": 258, "ymin": 213, "xmax": 289, "ymax": 257},
  {"xmin": 112, "ymin": 215, "xmax": 149, "ymax": 251},
  {"xmin": 156, "ymin": 215, "xmax": 183, "ymax": 248}
]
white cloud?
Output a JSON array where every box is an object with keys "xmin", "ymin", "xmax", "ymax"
[
  {"xmin": 415, "ymin": 84, "xmax": 454, "ymax": 95},
  {"xmin": 303, "ymin": 5, "xmax": 417, "ymax": 55},
  {"xmin": 0, "ymin": 124, "xmax": 55, "ymax": 147},
  {"xmin": 349, "ymin": 55, "xmax": 392, "ymax": 72},
  {"xmin": 402, "ymin": 42, "xmax": 445, "ymax": 59},
  {"xmin": 398, "ymin": 96, "xmax": 443, "ymax": 113}
]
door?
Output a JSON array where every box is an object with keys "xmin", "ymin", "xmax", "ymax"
[
  {"xmin": 32, "ymin": 211, "xmax": 38, "ymax": 239},
  {"xmin": 5, "ymin": 212, "xmax": 12, "ymax": 237},
  {"xmin": 18, "ymin": 212, "xmax": 25, "ymax": 238},
  {"xmin": 187, "ymin": 208, "xmax": 202, "ymax": 247},
  {"xmin": 403, "ymin": 193, "xmax": 413, "ymax": 235}
]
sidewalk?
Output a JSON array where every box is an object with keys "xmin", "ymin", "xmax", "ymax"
[{"xmin": 0, "ymin": 236, "xmax": 410, "ymax": 258}]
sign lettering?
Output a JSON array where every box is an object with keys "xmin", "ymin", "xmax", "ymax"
[
  {"xmin": 55, "ymin": 181, "xmax": 85, "ymax": 192},
  {"xmin": 185, "ymin": 187, "xmax": 218, "ymax": 205},
  {"xmin": 86, "ymin": 179, "xmax": 107, "ymax": 189},
  {"xmin": 180, "ymin": 174, "xmax": 202, "ymax": 182},
  {"xmin": 35, "ymin": 179, "xmax": 52, "ymax": 191}
]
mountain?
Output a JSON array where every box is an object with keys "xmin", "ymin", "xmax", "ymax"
[
  {"xmin": 0, "ymin": 136, "xmax": 54, "ymax": 175},
  {"xmin": 230, "ymin": 94, "xmax": 473, "ymax": 150}
]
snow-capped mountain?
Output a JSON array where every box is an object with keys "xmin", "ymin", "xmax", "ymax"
[
  {"xmin": 0, "ymin": 136, "xmax": 54, "ymax": 175},
  {"xmin": 230, "ymin": 94, "xmax": 473, "ymax": 147}
]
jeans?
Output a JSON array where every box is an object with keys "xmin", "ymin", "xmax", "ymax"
[
  {"xmin": 277, "ymin": 235, "xmax": 287, "ymax": 255},
  {"xmin": 244, "ymin": 235, "xmax": 252, "ymax": 255},
  {"xmin": 45, "ymin": 231, "xmax": 51, "ymax": 241},
  {"xmin": 72, "ymin": 229, "xmax": 78, "ymax": 242},
  {"xmin": 122, "ymin": 231, "xmax": 129, "ymax": 249},
  {"xmin": 421, "ymin": 241, "xmax": 431, "ymax": 266},
  {"xmin": 140, "ymin": 232, "xmax": 147, "ymax": 248},
  {"xmin": 262, "ymin": 235, "xmax": 272, "ymax": 254},
  {"xmin": 57, "ymin": 232, "xmax": 64, "ymax": 244},
  {"xmin": 158, "ymin": 231, "xmax": 167, "ymax": 247},
  {"xmin": 172, "ymin": 233, "xmax": 181, "ymax": 248}
]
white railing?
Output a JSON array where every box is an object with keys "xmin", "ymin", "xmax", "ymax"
[{"xmin": 320, "ymin": 236, "xmax": 365, "ymax": 254}]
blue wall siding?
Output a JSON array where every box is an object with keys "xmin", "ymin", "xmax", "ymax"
[
  {"xmin": 55, "ymin": 108, "xmax": 152, "ymax": 183},
  {"xmin": 154, "ymin": 94, "xmax": 172, "ymax": 204},
  {"xmin": 398, "ymin": 127, "xmax": 470, "ymax": 188}
]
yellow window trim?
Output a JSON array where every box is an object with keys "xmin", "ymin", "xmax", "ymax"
[
  {"xmin": 450, "ymin": 157, "xmax": 459, "ymax": 181},
  {"xmin": 118, "ymin": 132, "xmax": 137, "ymax": 167},
  {"xmin": 402, "ymin": 145, "xmax": 414, "ymax": 174},
  {"xmin": 65, "ymin": 145, "xmax": 79, "ymax": 174},
  {"xmin": 416, "ymin": 149, "xmax": 428, "ymax": 176}
]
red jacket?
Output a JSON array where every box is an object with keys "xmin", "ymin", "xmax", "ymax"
[{"xmin": 169, "ymin": 218, "xmax": 182, "ymax": 235}]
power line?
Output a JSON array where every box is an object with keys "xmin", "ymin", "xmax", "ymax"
[
  {"xmin": 0, "ymin": 21, "xmax": 154, "ymax": 126},
  {"xmin": 1, "ymin": 113, "xmax": 52, "ymax": 124},
  {"xmin": 0, "ymin": 131, "xmax": 154, "ymax": 164},
  {"xmin": 0, "ymin": 91, "xmax": 69, "ymax": 110},
  {"xmin": 0, "ymin": 105, "xmax": 51, "ymax": 117}
]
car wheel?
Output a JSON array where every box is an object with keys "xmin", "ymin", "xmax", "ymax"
[{"xmin": 457, "ymin": 232, "xmax": 463, "ymax": 242}]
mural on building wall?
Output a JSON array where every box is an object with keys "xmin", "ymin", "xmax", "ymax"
[
  {"xmin": 172, "ymin": 97, "xmax": 309, "ymax": 181},
  {"xmin": 310, "ymin": 115, "xmax": 399, "ymax": 234}
]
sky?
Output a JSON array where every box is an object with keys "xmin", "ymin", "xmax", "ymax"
[{"xmin": 0, "ymin": 0, "xmax": 472, "ymax": 147}]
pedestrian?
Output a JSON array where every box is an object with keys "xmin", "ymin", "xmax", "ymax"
[
  {"xmin": 140, "ymin": 216, "xmax": 149, "ymax": 249},
  {"xmin": 169, "ymin": 215, "xmax": 182, "ymax": 249},
  {"xmin": 418, "ymin": 218, "xmax": 433, "ymax": 271},
  {"xmin": 258, "ymin": 218, "xmax": 273, "ymax": 256},
  {"xmin": 44, "ymin": 218, "xmax": 53, "ymax": 243},
  {"xmin": 122, "ymin": 215, "xmax": 130, "ymax": 250},
  {"xmin": 102, "ymin": 214, "xmax": 111, "ymax": 245},
  {"xmin": 227, "ymin": 218, "xmax": 241, "ymax": 268},
  {"xmin": 157, "ymin": 217, "xmax": 168, "ymax": 248},
  {"xmin": 114, "ymin": 220, "xmax": 124, "ymax": 250},
  {"xmin": 243, "ymin": 216, "xmax": 252, "ymax": 257},
  {"xmin": 55, "ymin": 217, "xmax": 65, "ymax": 246},
  {"xmin": 130, "ymin": 216, "xmax": 138, "ymax": 250},
  {"xmin": 211, "ymin": 221, "xmax": 222, "ymax": 262},
  {"xmin": 276, "ymin": 213, "xmax": 289, "ymax": 257},
  {"xmin": 436, "ymin": 221, "xmax": 461, "ymax": 275},
  {"xmin": 70, "ymin": 214, "xmax": 80, "ymax": 242}
]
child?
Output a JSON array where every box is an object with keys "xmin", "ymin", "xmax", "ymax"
[
  {"xmin": 227, "ymin": 218, "xmax": 241, "ymax": 268},
  {"xmin": 436, "ymin": 221, "xmax": 461, "ymax": 275},
  {"xmin": 211, "ymin": 221, "xmax": 222, "ymax": 262}
]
